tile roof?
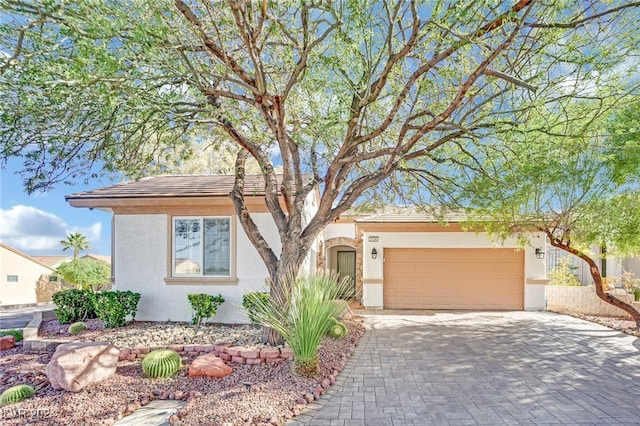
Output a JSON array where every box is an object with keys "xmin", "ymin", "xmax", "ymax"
[
  {"xmin": 81, "ymin": 254, "xmax": 112, "ymax": 264},
  {"xmin": 31, "ymin": 256, "xmax": 72, "ymax": 266},
  {"xmin": 355, "ymin": 206, "xmax": 471, "ymax": 223},
  {"xmin": 66, "ymin": 174, "xmax": 281, "ymax": 201}
]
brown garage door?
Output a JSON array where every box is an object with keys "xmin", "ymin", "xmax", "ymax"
[{"xmin": 383, "ymin": 248, "xmax": 524, "ymax": 309}]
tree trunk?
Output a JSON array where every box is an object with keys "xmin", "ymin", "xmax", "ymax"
[{"xmin": 549, "ymin": 238, "xmax": 640, "ymax": 329}]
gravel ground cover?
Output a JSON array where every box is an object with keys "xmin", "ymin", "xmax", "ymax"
[
  {"xmin": 0, "ymin": 318, "xmax": 365, "ymax": 425},
  {"xmin": 39, "ymin": 319, "xmax": 265, "ymax": 348}
]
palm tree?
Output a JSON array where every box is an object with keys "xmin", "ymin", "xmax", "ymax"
[{"xmin": 60, "ymin": 232, "xmax": 92, "ymax": 259}]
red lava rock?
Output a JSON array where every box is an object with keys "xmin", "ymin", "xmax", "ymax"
[
  {"xmin": 304, "ymin": 393, "xmax": 314, "ymax": 403},
  {"xmin": 140, "ymin": 398, "xmax": 149, "ymax": 406},
  {"xmin": 1, "ymin": 335, "xmax": 16, "ymax": 350},
  {"xmin": 321, "ymin": 378, "xmax": 331, "ymax": 388},
  {"xmin": 160, "ymin": 390, "xmax": 170, "ymax": 400},
  {"xmin": 189, "ymin": 354, "xmax": 233, "ymax": 378}
]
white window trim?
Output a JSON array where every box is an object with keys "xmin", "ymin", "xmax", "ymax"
[{"xmin": 170, "ymin": 216, "xmax": 236, "ymax": 281}]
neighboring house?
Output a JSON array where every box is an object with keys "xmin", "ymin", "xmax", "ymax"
[
  {"xmin": 0, "ymin": 243, "xmax": 62, "ymax": 306},
  {"xmin": 66, "ymin": 175, "xmax": 320, "ymax": 323},
  {"xmin": 324, "ymin": 208, "xmax": 547, "ymax": 311},
  {"xmin": 67, "ymin": 175, "xmax": 549, "ymax": 322},
  {"xmin": 547, "ymin": 247, "xmax": 640, "ymax": 286},
  {"xmin": 32, "ymin": 255, "xmax": 72, "ymax": 269},
  {"xmin": 81, "ymin": 254, "xmax": 112, "ymax": 265}
]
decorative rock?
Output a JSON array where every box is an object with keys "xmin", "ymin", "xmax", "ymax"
[
  {"xmin": 0, "ymin": 335, "xmax": 15, "ymax": 350},
  {"xmin": 321, "ymin": 379, "xmax": 331, "ymax": 389},
  {"xmin": 174, "ymin": 390, "xmax": 184, "ymax": 400},
  {"xmin": 188, "ymin": 354, "xmax": 233, "ymax": 378},
  {"xmin": 46, "ymin": 342, "xmax": 119, "ymax": 392},
  {"xmin": 280, "ymin": 348, "xmax": 294, "ymax": 359},
  {"xmin": 304, "ymin": 393, "xmax": 314, "ymax": 403},
  {"xmin": 296, "ymin": 396, "xmax": 306, "ymax": 405}
]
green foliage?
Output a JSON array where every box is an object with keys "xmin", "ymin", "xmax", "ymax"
[
  {"xmin": 52, "ymin": 289, "xmax": 97, "ymax": 324},
  {"xmin": 248, "ymin": 271, "xmax": 353, "ymax": 377},
  {"xmin": 92, "ymin": 291, "xmax": 141, "ymax": 328},
  {"xmin": 327, "ymin": 318, "xmax": 348, "ymax": 339},
  {"xmin": 141, "ymin": 349, "xmax": 181, "ymax": 378},
  {"xmin": 187, "ymin": 293, "xmax": 225, "ymax": 326},
  {"xmin": 549, "ymin": 258, "xmax": 581, "ymax": 287},
  {"xmin": 635, "ymin": 287, "xmax": 640, "ymax": 302},
  {"xmin": 0, "ymin": 385, "xmax": 35, "ymax": 407},
  {"xmin": 242, "ymin": 292, "xmax": 270, "ymax": 326},
  {"xmin": 59, "ymin": 232, "xmax": 92, "ymax": 259},
  {"xmin": 57, "ymin": 258, "xmax": 111, "ymax": 291},
  {"xmin": 68, "ymin": 322, "xmax": 88, "ymax": 335},
  {"xmin": 0, "ymin": 329, "xmax": 23, "ymax": 342}
]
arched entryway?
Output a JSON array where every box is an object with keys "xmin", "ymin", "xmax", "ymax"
[{"xmin": 324, "ymin": 237, "xmax": 361, "ymax": 301}]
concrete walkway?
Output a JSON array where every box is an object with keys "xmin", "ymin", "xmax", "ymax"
[{"xmin": 289, "ymin": 311, "xmax": 640, "ymax": 425}]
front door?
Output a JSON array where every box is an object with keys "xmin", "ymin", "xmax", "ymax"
[{"xmin": 336, "ymin": 250, "xmax": 356, "ymax": 298}]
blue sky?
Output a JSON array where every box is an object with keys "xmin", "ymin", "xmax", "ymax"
[{"xmin": 0, "ymin": 158, "xmax": 113, "ymax": 257}]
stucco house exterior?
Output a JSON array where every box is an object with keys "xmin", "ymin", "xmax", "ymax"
[
  {"xmin": 67, "ymin": 174, "xmax": 550, "ymax": 322},
  {"xmin": 0, "ymin": 243, "xmax": 62, "ymax": 306},
  {"xmin": 324, "ymin": 209, "xmax": 547, "ymax": 312},
  {"xmin": 66, "ymin": 175, "xmax": 320, "ymax": 323}
]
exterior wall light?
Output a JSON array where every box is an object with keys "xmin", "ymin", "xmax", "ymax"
[
  {"xmin": 371, "ymin": 247, "xmax": 378, "ymax": 259},
  {"xmin": 535, "ymin": 248, "xmax": 545, "ymax": 259}
]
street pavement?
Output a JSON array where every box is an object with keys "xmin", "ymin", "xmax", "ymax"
[
  {"xmin": 289, "ymin": 311, "xmax": 640, "ymax": 425},
  {"xmin": 0, "ymin": 303, "xmax": 54, "ymax": 330}
]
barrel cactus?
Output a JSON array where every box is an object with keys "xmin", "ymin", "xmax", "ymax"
[
  {"xmin": 68, "ymin": 321, "xmax": 87, "ymax": 335},
  {"xmin": 327, "ymin": 319, "xmax": 348, "ymax": 339},
  {"xmin": 0, "ymin": 384, "xmax": 35, "ymax": 407},
  {"xmin": 142, "ymin": 349, "xmax": 181, "ymax": 378}
]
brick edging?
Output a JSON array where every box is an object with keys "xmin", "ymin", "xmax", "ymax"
[{"xmin": 118, "ymin": 343, "xmax": 294, "ymax": 365}]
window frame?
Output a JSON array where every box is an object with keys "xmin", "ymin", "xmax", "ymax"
[
  {"xmin": 166, "ymin": 216, "xmax": 237, "ymax": 285},
  {"xmin": 6, "ymin": 275, "xmax": 18, "ymax": 283}
]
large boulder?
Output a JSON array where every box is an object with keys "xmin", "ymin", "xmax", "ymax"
[
  {"xmin": 189, "ymin": 354, "xmax": 232, "ymax": 378},
  {"xmin": 46, "ymin": 341, "xmax": 120, "ymax": 392}
]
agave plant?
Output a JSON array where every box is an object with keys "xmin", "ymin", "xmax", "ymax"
[{"xmin": 247, "ymin": 271, "xmax": 353, "ymax": 377}]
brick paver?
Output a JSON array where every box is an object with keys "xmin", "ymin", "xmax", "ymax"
[{"xmin": 288, "ymin": 311, "xmax": 640, "ymax": 425}]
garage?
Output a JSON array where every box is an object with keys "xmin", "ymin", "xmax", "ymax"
[{"xmin": 383, "ymin": 248, "xmax": 524, "ymax": 309}]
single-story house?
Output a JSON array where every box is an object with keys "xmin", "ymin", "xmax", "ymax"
[
  {"xmin": 66, "ymin": 175, "xmax": 548, "ymax": 323},
  {"xmin": 66, "ymin": 175, "xmax": 319, "ymax": 323},
  {"xmin": 0, "ymin": 243, "xmax": 63, "ymax": 306}
]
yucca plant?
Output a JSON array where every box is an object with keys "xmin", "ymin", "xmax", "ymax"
[
  {"xmin": 247, "ymin": 271, "xmax": 353, "ymax": 377},
  {"xmin": 142, "ymin": 349, "xmax": 181, "ymax": 378},
  {"xmin": 0, "ymin": 384, "xmax": 35, "ymax": 407}
]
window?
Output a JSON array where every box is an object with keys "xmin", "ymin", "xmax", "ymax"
[
  {"xmin": 173, "ymin": 217, "xmax": 231, "ymax": 277},
  {"xmin": 6, "ymin": 275, "xmax": 18, "ymax": 283},
  {"xmin": 49, "ymin": 275, "xmax": 58, "ymax": 283}
]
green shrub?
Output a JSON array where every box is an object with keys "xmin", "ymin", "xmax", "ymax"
[
  {"xmin": 187, "ymin": 293, "xmax": 225, "ymax": 326},
  {"xmin": 549, "ymin": 258, "xmax": 581, "ymax": 286},
  {"xmin": 93, "ymin": 291, "xmax": 141, "ymax": 328},
  {"xmin": 327, "ymin": 318, "xmax": 348, "ymax": 339},
  {"xmin": 0, "ymin": 329, "xmax": 23, "ymax": 342},
  {"xmin": 142, "ymin": 349, "xmax": 181, "ymax": 378},
  {"xmin": 635, "ymin": 287, "xmax": 640, "ymax": 302},
  {"xmin": 68, "ymin": 322, "xmax": 87, "ymax": 334},
  {"xmin": 242, "ymin": 292, "xmax": 270, "ymax": 326},
  {"xmin": 0, "ymin": 384, "xmax": 35, "ymax": 407},
  {"xmin": 248, "ymin": 271, "xmax": 353, "ymax": 377},
  {"xmin": 57, "ymin": 258, "xmax": 111, "ymax": 291},
  {"xmin": 52, "ymin": 289, "xmax": 97, "ymax": 324}
]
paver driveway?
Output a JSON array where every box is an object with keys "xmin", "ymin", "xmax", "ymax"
[{"xmin": 289, "ymin": 311, "xmax": 640, "ymax": 425}]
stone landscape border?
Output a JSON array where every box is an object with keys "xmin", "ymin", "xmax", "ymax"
[{"xmin": 119, "ymin": 343, "xmax": 294, "ymax": 364}]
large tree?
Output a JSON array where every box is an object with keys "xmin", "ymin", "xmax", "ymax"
[
  {"xmin": 454, "ymin": 99, "xmax": 640, "ymax": 327},
  {"xmin": 2, "ymin": 1, "xmax": 640, "ymax": 340}
]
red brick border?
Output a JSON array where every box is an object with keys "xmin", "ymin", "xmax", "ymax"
[{"xmin": 118, "ymin": 343, "xmax": 294, "ymax": 364}]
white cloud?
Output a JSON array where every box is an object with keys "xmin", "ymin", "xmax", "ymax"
[{"xmin": 0, "ymin": 205, "xmax": 102, "ymax": 253}]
